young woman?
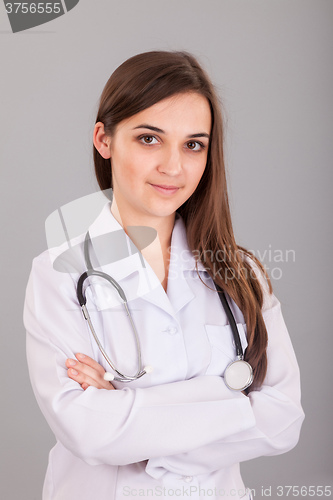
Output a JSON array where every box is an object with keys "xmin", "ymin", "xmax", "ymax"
[{"xmin": 24, "ymin": 51, "xmax": 304, "ymax": 500}]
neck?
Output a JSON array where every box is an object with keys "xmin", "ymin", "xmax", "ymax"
[
  {"xmin": 110, "ymin": 197, "xmax": 176, "ymax": 250},
  {"xmin": 110, "ymin": 198, "xmax": 175, "ymax": 292}
]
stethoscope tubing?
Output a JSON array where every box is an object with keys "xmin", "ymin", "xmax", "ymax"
[
  {"xmin": 80, "ymin": 303, "xmax": 146, "ymax": 382},
  {"xmin": 77, "ymin": 235, "xmax": 147, "ymax": 382},
  {"xmin": 214, "ymin": 283, "xmax": 244, "ymax": 360}
]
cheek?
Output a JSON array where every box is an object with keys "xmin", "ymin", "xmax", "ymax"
[
  {"xmin": 188, "ymin": 159, "xmax": 207, "ymax": 188},
  {"xmin": 113, "ymin": 143, "xmax": 153, "ymax": 180},
  {"xmin": 112, "ymin": 153, "xmax": 140, "ymax": 184}
]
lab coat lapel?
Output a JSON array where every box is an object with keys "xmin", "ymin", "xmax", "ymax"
[
  {"xmin": 132, "ymin": 214, "xmax": 209, "ymax": 316},
  {"xmin": 166, "ymin": 215, "xmax": 210, "ymax": 314},
  {"xmin": 137, "ymin": 265, "xmax": 194, "ymax": 318}
]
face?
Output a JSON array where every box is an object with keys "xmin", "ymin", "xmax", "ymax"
[{"xmin": 106, "ymin": 92, "xmax": 211, "ymax": 225}]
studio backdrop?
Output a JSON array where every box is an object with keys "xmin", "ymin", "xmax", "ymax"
[{"xmin": 0, "ymin": 1, "xmax": 332, "ymax": 498}]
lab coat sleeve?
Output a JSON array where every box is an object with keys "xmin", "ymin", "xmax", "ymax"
[
  {"xmin": 145, "ymin": 293, "xmax": 305, "ymax": 479},
  {"xmin": 24, "ymin": 252, "xmax": 259, "ymax": 467}
]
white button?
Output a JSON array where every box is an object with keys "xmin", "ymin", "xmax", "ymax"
[
  {"xmin": 184, "ymin": 476, "xmax": 193, "ymax": 483},
  {"xmin": 162, "ymin": 326, "xmax": 178, "ymax": 335},
  {"xmin": 167, "ymin": 326, "xmax": 178, "ymax": 335}
]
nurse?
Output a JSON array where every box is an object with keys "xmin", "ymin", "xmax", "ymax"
[{"xmin": 24, "ymin": 51, "xmax": 305, "ymax": 500}]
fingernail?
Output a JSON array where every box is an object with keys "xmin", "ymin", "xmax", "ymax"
[
  {"xmin": 68, "ymin": 359, "xmax": 76, "ymax": 366},
  {"xmin": 70, "ymin": 369, "xmax": 78, "ymax": 376},
  {"xmin": 76, "ymin": 353, "xmax": 85, "ymax": 360}
]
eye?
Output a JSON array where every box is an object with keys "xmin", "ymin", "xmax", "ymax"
[
  {"xmin": 139, "ymin": 135, "xmax": 159, "ymax": 145},
  {"xmin": 186, "ymin": 141, "xmax": 205, "ymax": 152}
]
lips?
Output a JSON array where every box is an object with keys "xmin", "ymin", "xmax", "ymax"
[{"xmin": 150, "ymin": 183, "xmax": 180, "ymax": 195}]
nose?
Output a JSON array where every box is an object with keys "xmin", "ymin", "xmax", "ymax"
[{"xmin": 157, "ymin": 145, "xmax": 182, "ymax": 176}]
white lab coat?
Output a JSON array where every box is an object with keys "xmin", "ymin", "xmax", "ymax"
[{"xmin": 24, "ymin": 202, "xmax": 304, "ymax": 500}]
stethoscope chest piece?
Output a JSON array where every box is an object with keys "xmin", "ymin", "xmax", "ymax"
[{"xmin": 224, "ymin": 359, "xmax": 253, "ymax": 392}]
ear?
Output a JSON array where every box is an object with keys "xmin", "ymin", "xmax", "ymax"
[{"xmin": 93, "ymin": 122, "xmax": 111, "ymax": 159}]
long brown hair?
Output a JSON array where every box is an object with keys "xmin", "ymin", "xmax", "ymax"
[{"xmin": 93, "ymin": 50, "xmax": 272, "ymax": 391}]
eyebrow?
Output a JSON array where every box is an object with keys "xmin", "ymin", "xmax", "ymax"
[{"xmin": 133, "ymin": 124, "xmax": 210, "ymax": 140}]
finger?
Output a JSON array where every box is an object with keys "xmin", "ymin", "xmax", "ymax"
[
  {"xmin": 75, "ymin": 354, "xmax": 117, "ymax": 390},
  {"xmin": 81, "ymin": 381, "xmax": 114, "ymax": 391},
  {"xmin": 66, "ymin": 362, "xmax": 110, "ymax": 389},
  {"xmin": 75, "ymin": 353, "xmax": 106, "ymax": 376},
  {"xmin": 65, "ymin": 356, "xmax": 105, "ymax": 384},
  {"xmin": 65, "ymin": 357, "xmax": 114, "ymax": 390},
  {"xmin": 67, "ymin": 366, "xmax": 115, "ymax": 390}
]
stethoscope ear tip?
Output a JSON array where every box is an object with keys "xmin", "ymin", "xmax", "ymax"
[
  {"xmin": 104, "ymin": 372, "xmax": 115, "ymax": 382},
  {"xmin": 144, "ymin": 365, "xmax": 153, "ymax": 374}
]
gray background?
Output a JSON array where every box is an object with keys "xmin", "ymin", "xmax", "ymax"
[{"xmin": 0, "ymin": 0, "xmax": 332, "ymax": 498}]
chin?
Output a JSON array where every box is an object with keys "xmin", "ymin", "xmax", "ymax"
[{"xmin": 144, "ymin": 203, "xmax": 179, "ymax": 219}]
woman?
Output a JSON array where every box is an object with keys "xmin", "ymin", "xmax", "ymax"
[{"xmin": 24, "ymin": 51, "xmax": 304, "ymax": 500}]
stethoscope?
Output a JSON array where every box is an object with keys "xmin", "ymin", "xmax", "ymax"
[{"xmin": 76, "ymin": 232, "xmax": 253, "ymax": 391}]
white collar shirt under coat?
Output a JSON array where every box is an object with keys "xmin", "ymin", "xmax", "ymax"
[{"xmin": 24, "ymin": 202, "xmax": 304, "ymax": 500}]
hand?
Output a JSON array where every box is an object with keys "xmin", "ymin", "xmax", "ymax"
[{"xmin": 66, "ymin": 353, "xmax": 115, "ymax": 391}]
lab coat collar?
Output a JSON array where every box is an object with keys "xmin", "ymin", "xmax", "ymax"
[
  {"xmin": 170, "ymin": 213, "xmax": 208, "ymax": 273},
  {"xmin": 165, "ymin": 213, "xmax": 210, "ymax": 314},
  {"xmin": 86, "ymin": 203, "xmax": 209, "ymax": 316}
]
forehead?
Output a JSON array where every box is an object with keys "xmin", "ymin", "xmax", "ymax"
[{"xmin": 118, "ymin": 92, "xmax": 212, "ymax": 133}]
